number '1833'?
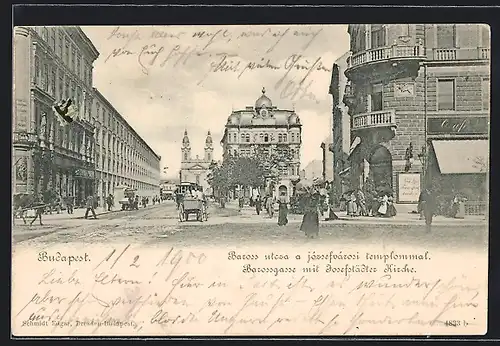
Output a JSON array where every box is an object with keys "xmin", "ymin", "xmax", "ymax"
[{"xmin": 445, "ymin": 320, "xmax": 469, "ymax": 327}]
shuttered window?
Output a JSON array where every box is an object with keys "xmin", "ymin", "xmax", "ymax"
[
  {"xmin": 437, "ymin": 24, "xmax": 456, "ymax": 48},
  {"xmin": 482, "ymin": 78, "xmax": 490, "ymax": 111},
  {"xmin": 437, "ymin": 79, "xmax": 455, "ymax": 111}
]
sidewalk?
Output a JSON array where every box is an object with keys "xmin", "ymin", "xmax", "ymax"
[{"xmin": 221, "ymin": 200, "xmax": 487, "ymax": 226}]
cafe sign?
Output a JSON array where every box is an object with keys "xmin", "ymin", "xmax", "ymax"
[
  {"xmin": 397, "ymin": 173, "xmax": 420, "ymax": 203},
  {"xmin": 427, "ymin": 117, "xmax": 489, "ymax": 136}
]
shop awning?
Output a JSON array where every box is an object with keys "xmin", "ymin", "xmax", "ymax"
[{"xmin": 432, "ymin": 140, "xmax": 489, "ymax": 174}]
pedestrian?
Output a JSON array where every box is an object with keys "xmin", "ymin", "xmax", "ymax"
[
  {"xmin": 134, "ymin": 195, "xmax": 139, "ymax": 210},
  {"xmin": 106, "ymin": 194, "xmax": 113, "ymax": 211},
  {"xmin": 387, "ymin": 194, "xmax": 397, "ymax": 217},
  {"xmin": 377, "ymin": 193, "xmax": 389, "ymax": 217},
  {"xmin": 347, "ymin": 192, "xmax": 358, "ymax": 217},
  {"xmin": 30, "ymin": 193, "xmax": 45, "ymax": 226},
  {"xmin": 266, "ymin": 194, "xmax": 274, "ymax": 218},
  {"xmin": 255, "ymin": 195, "xmax": 262, "ymax": 215},
  {"xmin": 277, "ymin": 195, "xmax": 288, "ymax": 226},
  {"xmin": 300, "ymin": 190, "xmax": 320, "ymax": 239},
  {"xmin": 66, "ymin": 196, "xmax": 74, "ymax": 214},
  {"xmin": 422, "ymin": 187, "xmax": 436, "ymax": 232},
  {"xmin": 357, "ymin": 189, "xmax": 367, "ymax": 216},
  {"xmin": 84, "ymin": 195, "xmax": 98, "ymax": 219}
]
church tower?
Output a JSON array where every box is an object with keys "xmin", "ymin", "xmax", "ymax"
[
  {"xmin": 204, "ymin": 130, "xmax": 214, "ymax": 162},
  {"xmin": 181, "ymin": 129, "xmax": 191, "ymax": 162}
]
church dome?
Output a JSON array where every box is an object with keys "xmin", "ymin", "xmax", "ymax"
[
  {"xmin": 205, "ymin": 130, "xmax": 213, "ymax": 146},
  {"xmin": 255, "ymin": 87, "xmax": 272, "ymax": 109},
  {"xmin": 182, "ymin": 130, "xmax": 190, "ymax": 146},
  {"xmin": 288, "ymin": 113, "xmax": 301, "ymax": 125}
]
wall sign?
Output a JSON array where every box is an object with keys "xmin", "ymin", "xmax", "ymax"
[
  {"xmin": 398, "ymin": 173, "xmax": 421, "ymax": 203},
  {"xmin": 427, "ymin": 117, "xmax": 489, "ymax": 136},
  {"xmin": 15, "ymin": 99, "xmax": 29, "ymax": 132},
  {"xmin": 394, "ymin": 82, "xmax": 415, "ymax": 97}
]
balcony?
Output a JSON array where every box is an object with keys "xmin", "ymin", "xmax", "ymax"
[
  {"xmin": 432, "ymin": 47, "xmax": 490, "ymax": 61},
  {"xmin": 352, "ymin": 109, "xmax": 396, "ymax": 131},
  {"xmin": 346, "ymin": 45, "xmax": 426, "ymax": 80}
]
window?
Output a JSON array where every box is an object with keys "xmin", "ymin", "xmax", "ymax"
[
  {"xmin": 437, "ymin": 79, "xmax": 455, "ymax": 110},
  {"xmin": 184, "ymin": 152, "xmax": 188, "ymax": 161},
  {"xmin": 245, "ymin": 134, "xmax": 250, "ymax": 142},
  {"xmin": 65, "ymin": 80, "xmax": 70, "ymax": 98},
  {"xmin": 481, "ymin": 25, "xmax": 491, "ymax": 47},
  {"xmin": 34, "ymin": 56, "xmax": 40, "ymax": 85},
  {"xmin": 65, "ymin": 42, "xmax": 70, "ymax": 65},
  {"xmin": 42, "ymin": 27, "xmax": 49, "ymax": 41},
  {"xmin": 71, "ymin": 46, "xmax": 76, "ymax": 72},
  {"xmin": 50, "ymin": 68, "xmax": 56, "ymax": 96},
  {"xmin": 370, "ymin": 83, "xmax": 383, "ymax": 112},
  {"xmin": 58, "ymin": 31, "xmax": 63, "ymax": 57},
  {"xmin": 50, "ymin": 28, "xmax": 56, "ymax": 51},
  {"xmin": 437, "ymin": 24, "xmax": 456, "ymax": 48},
  {"xmin": 76, "ymin": 54, "xmax": 81, "ymax": 77},
  {"xmin": 43, "ymin": 63, "xmax": 49, "ymax": 91},
  {"xmin": 207, "ymin": 153, "xmax": 211, "ymax": 161},
  {"xmin": 58, "ymin": 74, "xmax": 64, "ymax": 100},
  {"xmin": 264, "ymin": 134, "xmax": 269, "ymax": 142},
  {"xmin": 278, "ymin": 134, "xmax": 282, "ymax": 142},
  {"xmin": 456, "ymin": 24, "xmax": 477, "ymax": 49},
  {"xmin": 401, "ymin": 24, "xmax": 410, "ymax": 37},
  {"xmin": 241, "ymin": 133, "xmax": 245, "ymax": 142},
  {"xmin": 283, "ymin": 133, "xmax": 287, "ymax": 142},
  {"xmin": 371, "ymin": 24, "xmax": 386, "ymax": 49},
  {"xmin": 259, "ymin": 133, "xmax": 264, "ymax": 142},
  {"xmin": 482, "ymin": 78, "xmax": 490, "ymax": 111}
]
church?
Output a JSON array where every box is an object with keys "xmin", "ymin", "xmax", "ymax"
[{"xmin": 179, "ymin": 130, "xmax": 214, "ymax": 195}]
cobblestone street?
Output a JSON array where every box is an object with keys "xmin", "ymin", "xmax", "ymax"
[{"xmin": 12, "ymin": 201, "xmax": 488, "ymax": 251}]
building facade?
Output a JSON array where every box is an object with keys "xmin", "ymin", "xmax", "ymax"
[
  {"xmin": 13, "ymin": 26, "xmax": 99, "ymax": 205},
  {"xmin": 303, "ymin": 159, "xmax": 324, "ymax": 181},
  {"xmin": 179, "ymin": 130, "xmax": 214, "ymax": 194},
  {"xmin": 343, "ymin": 24, "xmax": 490, "ymax": 204},
  {"xmin": 220, "ymin": 88, "xmax": 302, "ymax": 198},
  {"xmin": 93, "ymin": 89, "xmax": 162, "ymax": 205},
  {"xmin": 328, "ymin": 51, "xmax": 352, "ymax": 196},
  {"xmin": 320, "ymin": 134, "xmax": 334, "ymax": 182}
]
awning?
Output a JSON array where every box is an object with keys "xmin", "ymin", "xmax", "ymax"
[
  {"xmin": 348, "ymin": 137, "xmax": 361, "ymax": 159},
  {"xmin": 432, "ymin": 140, "xmax": 489, "ymax": 174},
  {"xmin": 338, "ymin": 167, "xmax": 351, "ymax": 176}
]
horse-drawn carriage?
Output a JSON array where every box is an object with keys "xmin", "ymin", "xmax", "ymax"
[{"xmin": 178, "ymin": 197, "xmax": 208, "ymax": 222}]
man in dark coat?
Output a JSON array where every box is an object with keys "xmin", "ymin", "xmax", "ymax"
[
  {"xmin": 420, "ymin": 187, "xmax": 436, "ymax": 232},
  {"xmin": 84, "ymin": 195, "xmax": 98, "ymax": 219}
]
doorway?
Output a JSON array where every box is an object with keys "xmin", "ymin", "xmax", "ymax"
[{"xmin": 368, "ymin": 145, "xmax": 393, "ymax": 194}]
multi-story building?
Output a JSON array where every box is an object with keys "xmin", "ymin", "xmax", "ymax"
[
  {"xmin": 220, "ymin": 87, "xmax": 302, "ymax": 198},
  {"xmin": 93, "ymin": 88, "xmax": 161, "ymax": 206},
  {"xmin": 320, "ymin": 134, "xmax": 334, "ymax": 182},
  {"xmin": 179, "ymin": 130, "xmax": 214, "ymax": 194},
  {"xmin": 343, "ymin": 24, "xmax": 490, "ymax": 204},
  {"xmin": 13, "ymin": 26, "xmax": 99, "ymax": 205},
  {"xmin": 303, "ymin": 159, "xmax": 324, "ymax": 181},
  {"xmin": 328, "ymin": 51, "xmax": 352, "ymax": 195}
]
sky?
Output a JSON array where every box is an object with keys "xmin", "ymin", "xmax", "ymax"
[{"xmin": 81, "ymin": 25, "xmax": 350, "ymax": 179}]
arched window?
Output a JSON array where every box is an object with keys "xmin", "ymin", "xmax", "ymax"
[
  {"xmin": 233, "ymin": 133, "xmax": 237, "ymax": 142},
  {"xmin": 291, "ymin": 149, "xmax": 295, "ymax": 158},
  {"xmin": 283, "ymin": 133, "xmax": 288, "ymax": 142},
  {"xmin": 241, "ymin": 133, "xmax": 245, "ymax": 142},
  {"xmin": 184, "ymin": 152, "xmax": 188, "ymax": 161},
  {"xmin": 207, "ymin": 153, "xmax": 211, "ymax": 161},
  {"xmin": 245, "ymin": 134, "xmax": 250, "ymax": 142},
  {"xmin": 264, "ymin": 134, "xmax": 269, "ymax": 142},
  {"xmin": 278, "ymin": 134, "xmax": 282, "ymax": 142},
  {"xmin": 260, "ymin": 133, "xmax": 264, "ymax": 142}
]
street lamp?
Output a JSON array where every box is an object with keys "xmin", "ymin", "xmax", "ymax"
[{"xmin": 417, "ymin": 145, "xmax": 427, "ymax": 184}]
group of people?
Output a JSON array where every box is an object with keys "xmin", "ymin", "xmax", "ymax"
[{"xmin": 345, "ymin": 190, "xmax": 397, "ymax": 218}]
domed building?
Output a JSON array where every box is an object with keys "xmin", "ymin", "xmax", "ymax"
[
  {"xmin": 220, "ymin": 87, "xmax": 302, "ymax": 199},
  {"xmin": 180, "ymin": 130, "xmax": 214, "ymax": 194}
]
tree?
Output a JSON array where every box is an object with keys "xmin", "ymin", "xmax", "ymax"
[{"xmin": 249, "ymin": 144, "xmax": 294, "ymax": 192}]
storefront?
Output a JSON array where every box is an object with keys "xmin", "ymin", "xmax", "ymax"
[{"xmin": 426, "ymin": 116, "xmax": 489, "ymax": 214}]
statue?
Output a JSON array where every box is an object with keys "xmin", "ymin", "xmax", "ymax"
[{"xmin": 16, "ymin": 157, "xmax": 28, "ymax": 182}]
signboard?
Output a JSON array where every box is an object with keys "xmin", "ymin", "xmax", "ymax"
[
  {"xmin": 427, "ymin": 117, "xmax": 489, "ymax": 136},
  {"xmin": 397, "ymin": 173, "xmax": 421, "ymax": 203},
  {"xmin": 74, "ymin": 168, "xmax": 95, "ymax": 179},
  {"xmin": 15, "ymin": 99, "xmax": 29, "ymax": 131}
]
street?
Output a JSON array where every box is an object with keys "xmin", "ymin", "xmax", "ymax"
[{"xmin": 12, "ymin": 200, "xmax": 488, "ymax": 251}]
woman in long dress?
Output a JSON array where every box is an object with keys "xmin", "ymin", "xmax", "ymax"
[
  {"xmin": 377, "ymin": 194, "xmax": 389, "ymax": 217},
  {"xmin": 300, "ymin": 192, "xmax": 320, "ymax": 238},
  {"xmin": 347, "ymin": 192, "xmax": 358, "ymax": 217},
  {"xmin": 277, "ymin": 195, "xmax": 288, "ymax": 226}
]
